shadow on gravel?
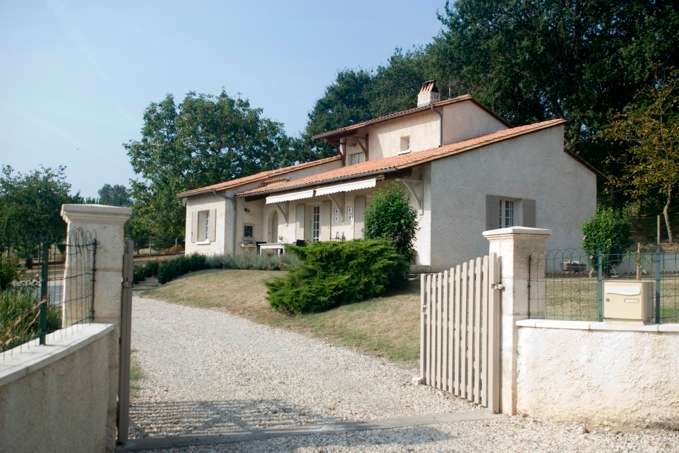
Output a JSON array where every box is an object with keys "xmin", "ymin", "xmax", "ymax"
[{"xmin": 127, "ymin": 399, "xmax": 450, "ymax": 450}]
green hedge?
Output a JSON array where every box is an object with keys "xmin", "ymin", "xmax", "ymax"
[
  {"xmin": 134, "ymin": 253, "xmax": 299, "ymax": 285},
  {"xmin": 157, "ymin": 255, "xmax": 207, "ymax": 284},
  {"xmin": 266, "ymin": 240, "xmax": 408, "ymax": 314}
]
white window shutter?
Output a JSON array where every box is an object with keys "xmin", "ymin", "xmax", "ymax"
[
  {"xmin": 190, "ymin": 210, "xmax": 197, "ymax": 243},
  {"xmin": 208, "ymin": 209, "xmax": 217, "ymax": 242}
]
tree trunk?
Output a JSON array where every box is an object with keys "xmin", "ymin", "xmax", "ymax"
[{"xmin": 663, "ymin": 185, "xmax": 673, "ymax": 243}]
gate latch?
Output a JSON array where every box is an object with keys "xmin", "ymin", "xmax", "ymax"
[{"xmin": 492, "ymin": 283, "xmax": 505, "ymax": 291}]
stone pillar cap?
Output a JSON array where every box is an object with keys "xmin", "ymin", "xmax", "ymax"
[
  {"xmin": 61, "ymin": 204, "xmax": 132, "ymax": 224},
  {"xmin": 482, "ymin": 226, "xmax": 552, "ymax": 238}
]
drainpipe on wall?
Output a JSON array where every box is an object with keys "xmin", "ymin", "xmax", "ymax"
[{"xmin": 430, "ymin": 104, "xmax": 443, "ymax": 146}]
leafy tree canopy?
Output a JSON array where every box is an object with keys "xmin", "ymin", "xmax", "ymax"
[
  {"xmin": 97, "ymin": 184, "xmax": 131, "ymax": 207},
  {"xmin": 603, "ymin": 70, "xmax": 678, "ymax": 242},
  {"xmin": 0, "ymin": 165, "xmax": 76, "ymax": 246},
  {"xmin": 126, "ymin": 91, "xmax": 309, "ymax": 248}
]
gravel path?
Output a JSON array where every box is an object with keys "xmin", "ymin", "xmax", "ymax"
[{"xmin": 130, "ymin": 296, "xmax": 679, "ymax": 452}]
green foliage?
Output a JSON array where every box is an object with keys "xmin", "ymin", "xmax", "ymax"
[
  {"xmin": 602, "ymin": 70, "xmax": 678, "ymax": 242},
  {"xmin": 133, "ymin": 260, "xmax": 160, "ymax": 284},
  {"xmin": 431, "ymin": 0, "xmax": 677, "ymax": 172},
  {"xmin": 582, "ymin": 208, "xmax": 633, "ymax": 269},
  {"xmin": 0, "ymin": 165, "xmax": 76, "ymax": 247},
  {"xmin": 0, "ymin": 289, "xmax": 60, "ymax": 351},
  {"xmin": 266, "ymin": 240, "xmax": 408, "ymax": 314},
  {"xmin": 364, "ymin": 183, "xmax": 418, "ymax": 260},
  {"xmin": 126, "ymin": 91, "xmax": 310, "ymax": 248},
  {"xmin": 0, "ymin": 257, "xmax": 19, "ymax": 290},
  {"xmin": 206, "ymin": 254, "xmax": 300, "ymax": 271},
  {"xmin": 97, "ymin": 184, "xmax": 131, "ymax": 207},
  {"xmin": 157, "ymin": 255, "xmax": 208, "ymax": 284}
]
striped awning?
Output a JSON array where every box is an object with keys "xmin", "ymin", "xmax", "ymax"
[
  {"xmin": 265, "ymin": 189, "xmax": 314, "ymax": 205},
  {"xmin": 314, "ymin": 178, "xmax": 377, "ymax": 196}
]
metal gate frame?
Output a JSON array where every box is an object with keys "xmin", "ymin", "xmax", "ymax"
[{"xmin": 117, "ymin": 239, "xmax": 134, "ymax": 445}]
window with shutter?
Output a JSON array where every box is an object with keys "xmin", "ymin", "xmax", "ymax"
[{"xmin": 197, "ymin": 210, "xmax": 210, "ymax": 242}]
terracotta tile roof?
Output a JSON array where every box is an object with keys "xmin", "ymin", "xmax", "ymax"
[
  {"xmin": 176, "ymin": 154, "xmax": 342, "ymax": 198},
  {"xmin": 311, "ymin": 94, "xmax": 510, "ymax": 141},
  {"xmin": 241, "ymin": 119, "xmax": 572, "ymax": 198}
]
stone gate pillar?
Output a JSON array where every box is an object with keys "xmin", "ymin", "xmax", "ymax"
[
  {"xmin": 60, "ymin": 204, "xmax": 131, "ymax": 326},
  {"xmin": 483, "ymin": 226, "xmax": 551, "ymax": 415}
]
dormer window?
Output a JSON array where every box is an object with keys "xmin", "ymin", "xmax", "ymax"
[{"xmin": 399, "ymin": 136, "xmax": 410, "ymax": 154}]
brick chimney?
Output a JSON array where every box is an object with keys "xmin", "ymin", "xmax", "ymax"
[{"xmin": 417, "ymin": 80, "xmax": 440, "ymax": 107}]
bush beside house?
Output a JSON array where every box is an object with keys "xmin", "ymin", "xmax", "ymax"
[
  {"xmin": 266, "ymin": 240, "xmax": 408, "ymax": 314},
  {"xmin": 364, "ymin": 183, "xmax": 418, "ymax": 260},
  {"xmin": 582, "ymin": 207, "xmax": 632, "ymax": 271}
]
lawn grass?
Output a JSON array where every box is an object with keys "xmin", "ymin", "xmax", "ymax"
[{"xmin": 141, "ymin": 269, "xmax": 421, "ymax": 366}]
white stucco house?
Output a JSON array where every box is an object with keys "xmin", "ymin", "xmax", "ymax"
[{"xmin": 177, "ymin": 81, "xmax": 597, "ymax": 270}]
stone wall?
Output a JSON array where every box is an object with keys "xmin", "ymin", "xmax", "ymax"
[
  {"xmin": 0, "ymin": 324, "xmax": 117, "ymax": 452},
  {"xmin": 516, "ymin": 320, "xmax": 679, "ymax": 428}
]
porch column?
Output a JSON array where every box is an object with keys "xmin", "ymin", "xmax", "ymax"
[
  {"xmin": 60, "ymin": 204, "xmax": 131, "ymax": 326},
  {"xmin": 483, "ymin": 226, "xmax": 551, "ymax": 415}
]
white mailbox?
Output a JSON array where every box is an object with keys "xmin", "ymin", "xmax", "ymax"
[{"xmin": 603, "ymin": 280, "xmax": 655, "ymax": 323}]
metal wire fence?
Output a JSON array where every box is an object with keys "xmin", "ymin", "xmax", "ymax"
[
  {"xmin": 528, "ymin": 248, "xmax": 679, "ymax": 323},
  {"xmin": 0, "ymin": 230, "xmax": 97, "ymax": 353}
]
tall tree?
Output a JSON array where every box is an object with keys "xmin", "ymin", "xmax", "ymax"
[
  {"xmin": 126, "ymin": 91, "xmax": 305, "ymax": 248},
  {"xmin": 305, "ymin": 69, "xmax": 374, "ymax": 148},
  {"xmin": 603, "ymin": 71, "xmax": 678, "ymax": 242},
  {"xmin": 430, "ymin": 0, "xmax": 678, "ymax": 172},
  {"xmin": 0, "ymin": 165, "xmax": 75, "ymax": 246},
  {"xmin": 97, "ymin": 184, "xmax": 131, "ymax": 207}
]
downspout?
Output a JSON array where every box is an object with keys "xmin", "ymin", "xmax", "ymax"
[{"xmin": 430, "ymin": 104, "xmax": 443, "ymax": 146}]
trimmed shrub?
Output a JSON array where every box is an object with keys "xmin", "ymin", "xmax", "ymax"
[
  {"xmin": 364, "ymin": 182, "xmax": 418, "ymax": 260},
  {"xmin": 582, "ymin": 207, "xmax": 632, "ymax": 271},
  {"xmin": 133, "ymin": 260, "xmax": 160, "ymax": 284},
  {"xmin": 266, "ymin": 239, "xmax": 408, "ymax": 314},
  {"xmin": 0, "ymin": 257, "xmax": 19, "ymax": 290},
  {"xmin": 206, "ymin": 253, "xmax": 301, "ymax": 271},
  {"xmin": 157, "ymin": 254, "xmax": 207, "ymax": 284}
]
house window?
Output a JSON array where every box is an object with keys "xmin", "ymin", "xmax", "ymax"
[
  {"xmin": 197, "ymin": 210, "xmax": 210, "ymax": 242},
  {"xmin": 399, "ymin": 136, "xmax": 410, "ymax": 154},
  {"xmin": 243, "ymin": 224, "xmax": 254, "ymax": 241},
  {"xmin": 311, "ymin": 205, "xmax": 320, "ymax": 242},
  {"xmin": 350, "ymin": 152, "xmax": 364, "ymax": 165},
  {"xmin": 498, "ymin": 199, "xmax": 515, "ymax": 228}
]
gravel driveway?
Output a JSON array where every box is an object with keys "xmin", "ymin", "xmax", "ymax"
[{"xmin": 130, "ymin": 296, "xmax": 679, "ymax": 452}]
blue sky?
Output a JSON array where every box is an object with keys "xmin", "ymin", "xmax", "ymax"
[{"xmin": 1, "ymin": 0, "xmax": 445, "ymax": 197}]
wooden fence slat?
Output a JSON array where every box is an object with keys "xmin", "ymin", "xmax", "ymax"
[
  {"xmin": 426, "ymin": 275, "xmax": 434, "ymax": 385},
  {"xmin": 431, "ymin": 273, "xmax": 438, "ymax": 388},
  {"xmin": 466, "ymin": 258, "xmax": 474, "ymax": 401},
  {"xmin": 488, "ymin": 254, "xmax": 501, "ymax": 413},
  {"xmin": 453, "ymin": 264, "xmax": 461, "ymax": 396},
  {"xmin": 438, "ymin": 272, "xmax": 445, "ymax": 389},
  {"xmin": 481, "ymin": 255, "xmax": 489, "ymax": 407},
  {"xmin": 420, "ymin": 273, "xmax": 426, "ymax": 383},
  {"xmin": 447, "ymin": 269, "xmax": 454, "ymax": 393},
  {"xmin": 441, "ymin": 271, "xmax": 450, "ymax": 391},
  {"xmin": 460, "ymin": 261, "xmax": 468, "ymax": 399},
  {"xmin": 473, "ymin": 257, "xmax": 482, "ymax": 404}
]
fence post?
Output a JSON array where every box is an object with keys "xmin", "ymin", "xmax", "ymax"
[
  {"xmin": 38, "ymin": 242, "xmax": 49, "ymax": 345},
  {"xmin": 596, "ymin": 252, "xmax": 603, "ymax": 322},
  {"xmin": 655, "ymin": 248, "xmax": 661, "ymax": 323},
  {"xmin": 483, "ymin": 226, "xmax": 551, "ymax": 416},
  {"xmin": 60, "ymin": 205, "xmax": 131, "ymax": 325}
]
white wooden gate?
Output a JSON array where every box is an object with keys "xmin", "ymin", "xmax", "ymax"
[{"xmin": 420, "ymin": 254, "xmax": 502, "ymax": 413}]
